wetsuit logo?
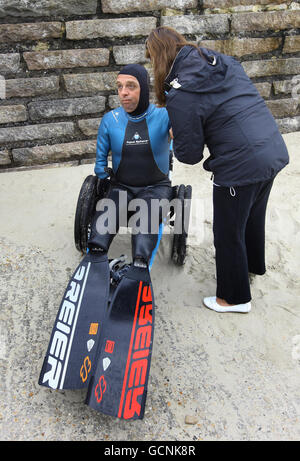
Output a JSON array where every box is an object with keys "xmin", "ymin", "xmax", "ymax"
[{"xmin": 126, "ymin": 131, "xmax": 148, "ymax": 146}]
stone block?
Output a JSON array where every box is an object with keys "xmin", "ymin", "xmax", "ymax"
[
  {"xmin": 0, "ymin": 22, "xmax": 64, "ymax": 43},
  {"xmin": 0, "ymin": 122, "xmax": 74, "ymax": 144},
  {"xmin": 266, "ymin": 98, "xmax": 299, "ymax": 118},
  {"xmin": 113, "ymin": 45, "xmax": 149, "ymax": 65},
  {"xmin": 78, "ymin": 118, "xmax": 102, "ymax": 136},
  {"xmin": 276, "ymin": 116, "xmax": 300, "ymax": 133},
  {"xmin": 0, "ymin": 105, "xmax": 27, "ymax": 124},
  {"xmin": 231, "ymin": 10, "xmax": 300, "ymax": 33},
  {"xmin": 24, "ymin": 49, "xmax": 110, "ymax": 70},
  {"xmin": 243, "ymin": 58, "xmax": 300, "ymax": 78},
  {"xmin": 63, "ymin": 72, "xmax": 118, "ymax": 94},
  {"xmin": 161, "ymin": 14, "xmax": 229, "ymax": 35},
  {"xmin": 273, "ymin": 78, "xmax": 299, "ymax": 96},
  {"xmin": 108, "ymin": 95, "xmax": 120, "ymax": 109},
  {"xmin": 12, "ymin": 140, "xmax": 97, "ymax": 165},
  {"xmin": 102, "ymin": 0, "xmax": 197, "ymax": 14},
  {"xmin": 0, "ymin": 0, "xmax": 97, "ymax": 18},
  {"xmin": 5, "ymin": 77, "xmax": 60, "ymax": 99},
  {"xmin": 203, "ymin": 0, "xmax": 284, "ymax": 6},
  {"xmin": 28, "ymin": 96, "xmax": 106, "ymax": 120},
  {"xmin": 0, "ymin": 149, "xmax": 11, "ymax": 165},
  {"xmin": 200, "ymin": 37, "xmax": 281, "ymax": 57},
  {"xmin": 254, "ymin": 82, "xmax": 272, "ymax": 99},
  {"xmin": 283, "ymin": 36, "xmax": 300, "ymax": 54},
  {"xmin": 0, "ymin": 54, "xmax": 20, "ymax": 74},
  {"xmin": 66, "ymin": 17, "xmax": 157, "ymax": 40}
]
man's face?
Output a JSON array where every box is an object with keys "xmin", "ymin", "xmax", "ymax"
[{"xmin": 117, "ymin": 75, "xmax": 140, "ymax": 113}]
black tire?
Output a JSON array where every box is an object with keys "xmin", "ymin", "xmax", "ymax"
[
  {"xmin": 171, "ymin": 184, "xmax": 185, "ymax": 264},
  {"xmin": 167, "ymin": 185, "xmax": 178, "ymax": 227},
  {"xmin": 172, "ymin": 184, "xmax": 192, "ymax": 265},
  {"xmin": 74, "ymin": 175, "xmax": 99, "ymax": 253},
  {"xmin": 178, "ymin": 185, "xmax": 192, "ymax": 265}
]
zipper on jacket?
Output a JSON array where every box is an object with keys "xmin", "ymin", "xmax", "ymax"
[{"xmin": 164, "ymin": 47, "xmax": 186, "ymax": 85}]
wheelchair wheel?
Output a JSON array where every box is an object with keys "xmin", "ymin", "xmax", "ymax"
[
  {"xmin": 167, "ymin": 185, "xmax": 178, "ymax": 226},
  {"xmin": 171, "ymin": 184, "xmax": 192, "ymax": 265},
  {"xmin": 74, "ymin": 175, "xmax": 98, "ymax": 252},
  {"xmin": 74, "ymin": 175, "xmax": 109, "ymax": 253}
]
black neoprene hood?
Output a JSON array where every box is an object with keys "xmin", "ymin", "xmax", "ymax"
[{"xmin": 118, "ymin": 64, "xmax": 150, "ymax": 116}]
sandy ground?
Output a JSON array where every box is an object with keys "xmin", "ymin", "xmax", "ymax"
[{"xmin": 0, "ymin": 132, "xmax": 299, "ymax": 441}]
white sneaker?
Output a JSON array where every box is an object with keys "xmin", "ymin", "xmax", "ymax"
[{"xmin": 203, "ymin": 296, "xmax": 251, "ymax": 313}]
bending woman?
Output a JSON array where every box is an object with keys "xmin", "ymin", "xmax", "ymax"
[{"xmin": 146, "ymin": 26, "xmax": 289, "ymax": 313}]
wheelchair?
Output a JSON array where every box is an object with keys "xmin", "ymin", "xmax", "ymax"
[{"xmin": 74, "ymin": 152, "xmax": 192, "ymax": 266}]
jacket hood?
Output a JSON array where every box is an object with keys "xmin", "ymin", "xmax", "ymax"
[{"xmin": 165, "ymin": 45, "xmax": 236, "ymax": 94}]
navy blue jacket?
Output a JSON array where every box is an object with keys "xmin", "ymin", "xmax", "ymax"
[
  {"xmin": 165, "ymin": 46, "xmax": 289, "ymax": 186},
  {"xmin": 95, "ymin": 103, "xmax": 171, "ymax": 186}
]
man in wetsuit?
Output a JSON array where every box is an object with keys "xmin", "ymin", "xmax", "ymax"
[{"xmin": 88, "ymin": 64, "xmax": 173, "ymax": 267}]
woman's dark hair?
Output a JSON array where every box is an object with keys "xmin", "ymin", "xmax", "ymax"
[{"xmin": 146, "ymin": 26, "xmax": 203, "ymax": 106}]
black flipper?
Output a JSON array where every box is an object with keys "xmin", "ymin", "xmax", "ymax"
[
  {"xmin": 85, "ymin": 265, "xmax": 155, "ymax": 420},
  {"xmin": 39, "ymin": 252, "xmax": 110, "ymax": 390}
]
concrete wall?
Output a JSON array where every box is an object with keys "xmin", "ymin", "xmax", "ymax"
[{"xmin": 0, "ymin": 0, "xmax": 299, "ymax": 171}]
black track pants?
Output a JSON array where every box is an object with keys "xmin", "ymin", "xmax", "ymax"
[{"xmin": 213, "ymin": 178, "xmax": 274, "ymax": 304}]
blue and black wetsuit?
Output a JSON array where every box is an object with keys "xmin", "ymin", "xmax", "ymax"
[
  {"xmin": 94, "ymin": 103, "xmax": 171, "ymax": 187},
  {"xmin": 88, "ymin": 103, "xmax": 173, "ymax": 263}
]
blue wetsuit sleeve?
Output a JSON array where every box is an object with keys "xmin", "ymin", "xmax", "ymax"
[{"xmin": 94, "ymin": 117, "xmax": 111, "ymax": 179}]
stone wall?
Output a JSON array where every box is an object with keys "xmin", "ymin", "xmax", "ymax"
[{"xmin": 0, "ymin": 0, "xmax": 299, "ymax": 171}]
